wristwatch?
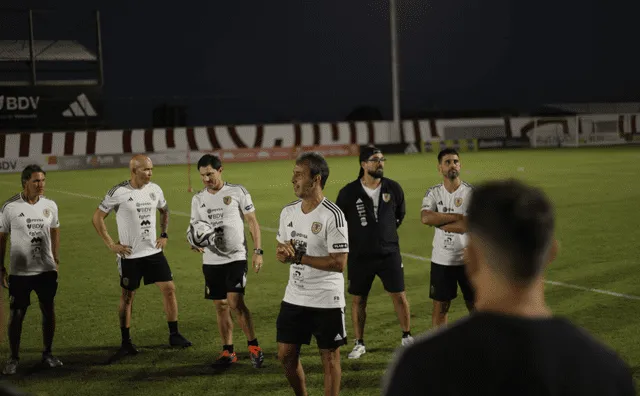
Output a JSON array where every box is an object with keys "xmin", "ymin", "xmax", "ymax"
[
  {"xmin": 160, "ymin": 232, "xmax": 168, "ymax": 239},
  {"xmin": 254, "ymin": 248, "xmax": 263, "ymax": 255}
]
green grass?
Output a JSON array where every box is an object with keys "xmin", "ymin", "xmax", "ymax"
[{"xmin": 0, "ymin": 146, "xmax": 639, "ymax": 395}]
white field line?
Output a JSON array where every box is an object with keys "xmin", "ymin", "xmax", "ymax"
[{"xmin": 3, "ymin": 182, "xmax": 639, "ymax": 302}]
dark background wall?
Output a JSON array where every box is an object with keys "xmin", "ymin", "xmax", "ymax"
[{"xmin": 2, "ymin": 0, "xmax": 640, "ymax": 128}]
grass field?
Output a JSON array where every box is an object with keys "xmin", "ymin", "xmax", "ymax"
[{"xmin": 0, "ymin": 146, "xmax": 639, "ymax": 395}]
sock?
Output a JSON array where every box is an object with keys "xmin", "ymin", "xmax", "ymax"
[
  {"xmin": 168, "ymin": 321, "xmax": 178, "ymax": 335},
  {"xmin": 247, "ymin": 338, "xmax": 259, "ymax": 347},
  {"xmin": 121, "ymin": 327, "xmax": 131, "ymax": 343},
  {"xmin": 356, "ymin": 339, "xmax": 365, "ymax": 346},
  {"xmin": 402, "ymin": 331, "xmax": 412, "ymax": 338},
  {"xmin": 223, "ymin": 344, "xmax": 234, "ymax": 354}
]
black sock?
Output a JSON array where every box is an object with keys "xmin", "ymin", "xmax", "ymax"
[
  {"xmin": 121, "ymin": 327, "xmax": 131, "ymax": 343},
  {"xmin": 247, "ymin": 338, "xmax": 259, "ymax": 347},
  {"xmin": 356, "ymin": 339, "xmax": 365, "ymax": 346},
  {"xmin": 402, "ymin": 331, "xmax": 412, "ymax": 338},
  {"xmin": 223, "ymin": 344, "xmax": 234, "ymax": 353},
  {"xmin": 168, "ymin": 321, "xmax": 178, "ymax": 335}
]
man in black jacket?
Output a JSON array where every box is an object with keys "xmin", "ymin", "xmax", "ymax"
[{"xmin": 336, "ymin": 146, "xmax": 413, "ymax": 360}]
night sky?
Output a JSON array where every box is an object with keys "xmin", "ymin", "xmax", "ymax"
[{"xmin": 3, "ymin": 0, "xmax": 640, "ymax": 128}]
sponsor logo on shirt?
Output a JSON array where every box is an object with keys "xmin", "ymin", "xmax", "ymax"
[{"xmin": 291, "ymin": 231, "xmax": 308, "ymax": 239}]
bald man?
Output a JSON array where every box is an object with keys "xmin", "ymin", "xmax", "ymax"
[{"xmin": 92, "ymin": 155, "xmax": 192, "ymax": 359}]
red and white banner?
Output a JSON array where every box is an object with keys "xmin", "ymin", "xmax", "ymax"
[
  {"xmin": 0, "ymin": 121, "xmax": 427, "ymax": 159},
  {"xmin": 1, "ymin": 115, "xmax": 638, "ymax": 159}
]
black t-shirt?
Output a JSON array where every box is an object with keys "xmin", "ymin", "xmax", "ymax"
[{"xmin": 382, "ymin": 312, "xmax": 636, "ymax": 396}]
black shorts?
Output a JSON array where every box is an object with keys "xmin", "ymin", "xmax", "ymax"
[
  {"xmin": 118, "ymin": 251, "xmax": 173, "ymax": 291},
  {"xmin": 429, "ymin": 262, "xmax": 475, "ymax": 302},
  {"xmin": 8, "ymin": 271, "xmax": 58, "ymax": 309},
  {"xmin": 347, "ymin": 252, "xmax": 405, "ymax": 296},
  {"xmin": 203, "ymin": 261, "xmax": 248, "ymax": 300},
  {"xmin": 276, "ymin": 301, "xmax": 347, "ymax": 350}
]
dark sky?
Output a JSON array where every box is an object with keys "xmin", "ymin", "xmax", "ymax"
[{"xmin": 3, "ymin": 0, "xmax": 640, "ymax": 128}]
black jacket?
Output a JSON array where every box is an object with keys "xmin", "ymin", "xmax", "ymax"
[{"xmin": 336, "ymin": 178, "xmax": 405, "ymax": 259}]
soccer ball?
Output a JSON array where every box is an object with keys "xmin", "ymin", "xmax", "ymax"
[
  {"xmin": 187, "ymin": 220, "xmax": 215, "ymax": 248},
  {"xmin": 209, "ymin": 224, "xmax": 243, "ymax": 255}
]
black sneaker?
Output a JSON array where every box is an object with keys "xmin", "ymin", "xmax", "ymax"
[
  {"xmin": 169, "ymin": 333, "xmax": 193, "ymax": 348},
  {"xmin": 107, "ymin": 341, "xmax": 138, "ymax": 364},
  {"xmin": 121, "ymin": 341, "xmax": 139, "ymax": 356}
]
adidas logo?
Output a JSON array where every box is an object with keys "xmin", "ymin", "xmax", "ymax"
[
  {"xmin": 287, "ymin": 222, "xmax": 293, "ymax": 227},
  {"xmin": 404, "ymin": 143, "xmax": 419, "ymax": 154},
  {"xmin": 128, "ymin": 197, "xmax": 134, "ymax": 201},
  {"xmin": 201, "ymin": 203, "xmax": 206, "ymax": 208},
  {"xmin": 18, "ymin": 213, "xmax": 24, "ymax": 217},
  {"xmin": 235, "ymin": 282, "xmax": 242, "ymax": 288},
  {"xmin": 62, "ymin": 94, "xmax": 97, "ymax": 118},
  {"xmin": 438, "ymin": 201, "xmax": 443, "ymax": 205},
  {"xmin": 334, "ymin": 334, "xmax": 343, "ymax": 341}
]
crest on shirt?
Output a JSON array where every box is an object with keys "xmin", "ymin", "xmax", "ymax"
[
  {"xmin": 149, "ymin": 192, "xmax": 156, "ymax": 200},
  {"xmin": 223, "ymin": 196, "xmax": 232, "ymax": 205},
  {"xmin": 311, "ymin": 222, "xmax": 322, "ymax": 234},
  {"xmin": 454, "ymin": 197, "xmax": 463, "ymax": 207},
  {"xmin": 42, "ymin": 208, "xmax": 51, "ymax": 218},
  {"xmin": 382, "ymin": 193, "xmax": 391, "ymax": 203}
]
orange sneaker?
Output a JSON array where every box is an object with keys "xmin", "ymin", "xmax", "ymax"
[
  {"xmin": 212, "ymin": 350, "xmax": 237, "ymax": 367},
  {"xmin": 248, "ymin": 345, "xmax": 264, "ymax": 368}
]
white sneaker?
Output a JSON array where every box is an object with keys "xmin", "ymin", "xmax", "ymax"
[
  {"xmin": 2, "ymin": 358, "xmax": 18, "ymax": 375},
  {"xmin": 401, "ymin": 335, "xmax": 414, "ymax": 346},
  {"xmin": 347, "ymin": 343, "xmax": 366, "ymax": 359},
  {"xmin": 42, "ymin": 354, "xmax": 63, "ymax": 368}
]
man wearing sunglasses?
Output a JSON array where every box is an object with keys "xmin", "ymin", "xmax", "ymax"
[{"xmin": 336, "ymin": 146, "xmax": 413, "ymax": 360}]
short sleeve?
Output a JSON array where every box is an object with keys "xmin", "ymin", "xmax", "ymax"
[
  {"xmin": 0, "ymin": 206, "xmax": 10, "ymax": 234},
  {"xmin": 240, "ymin": 192, "xmax": 255, "ymax": 214},
  {"xmin": 421, "ymin": 188, "xmax": 437, "ymax": 212},
  {"xmin": 99, "ymin": 192, "xmax": 119, "ymax": 213},
  {"xmin": 276, "ymin": 208, "xmax": 287, "ymax": 244},
  {"xmin": 50, "ymin": 202, "xmax": 60, "ymax": 229},
  {"xmin": 156, "ymin": 187, "xmax": 167, "ymax": 209},
  {"xmin": 190, "ymin": 195, "xmax": 202, "ymax": 223},
  {"xmin": 327, "ymin": 209, "xmax": 349, "ymax": 253}
]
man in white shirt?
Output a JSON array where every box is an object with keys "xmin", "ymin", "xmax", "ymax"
[
  {"xmin": 188, "ymin": 154, "xmax": 264, "ymax": 368},
  {"xmin": 92, "ymin": 154, "xmax": 192, "ymax": 360},
  {"xmin": 0, "ymin": 165, "xmax": 63, "ymax": 375},
  {"xmin": 421, "ymin": 148, "xmax": 475, "ymax": 327},
  {"xmin": 276, "ymin": 152, "xmax": 349, "ymax": 396}
]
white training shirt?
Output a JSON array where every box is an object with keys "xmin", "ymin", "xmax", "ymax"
[
  {"xmin": 0, "ymin": 194, "xmax": 59, "ymax": 276},
  {"xmin": 98, "ymin": 181, "xmax": 167, "ymax": 259},
  {"xmin": 190, "ymin": 182, "xmax": 255, "ymax": 265},
  {"xmin": 277, "ymin": 198, "xmax": 349, "ymax": 309},
  {"xmin": 421, "ymin": 182, "xmax": 473, "ymax": 266},
  {"xmin": 362, "ymin": 182, "xmax": 381, "ymax": 221}
]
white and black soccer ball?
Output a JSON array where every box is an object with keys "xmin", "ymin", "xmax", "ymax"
[{"xmin": 187, "ymin": 220, "xmax": 215, "ymax": 248}]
